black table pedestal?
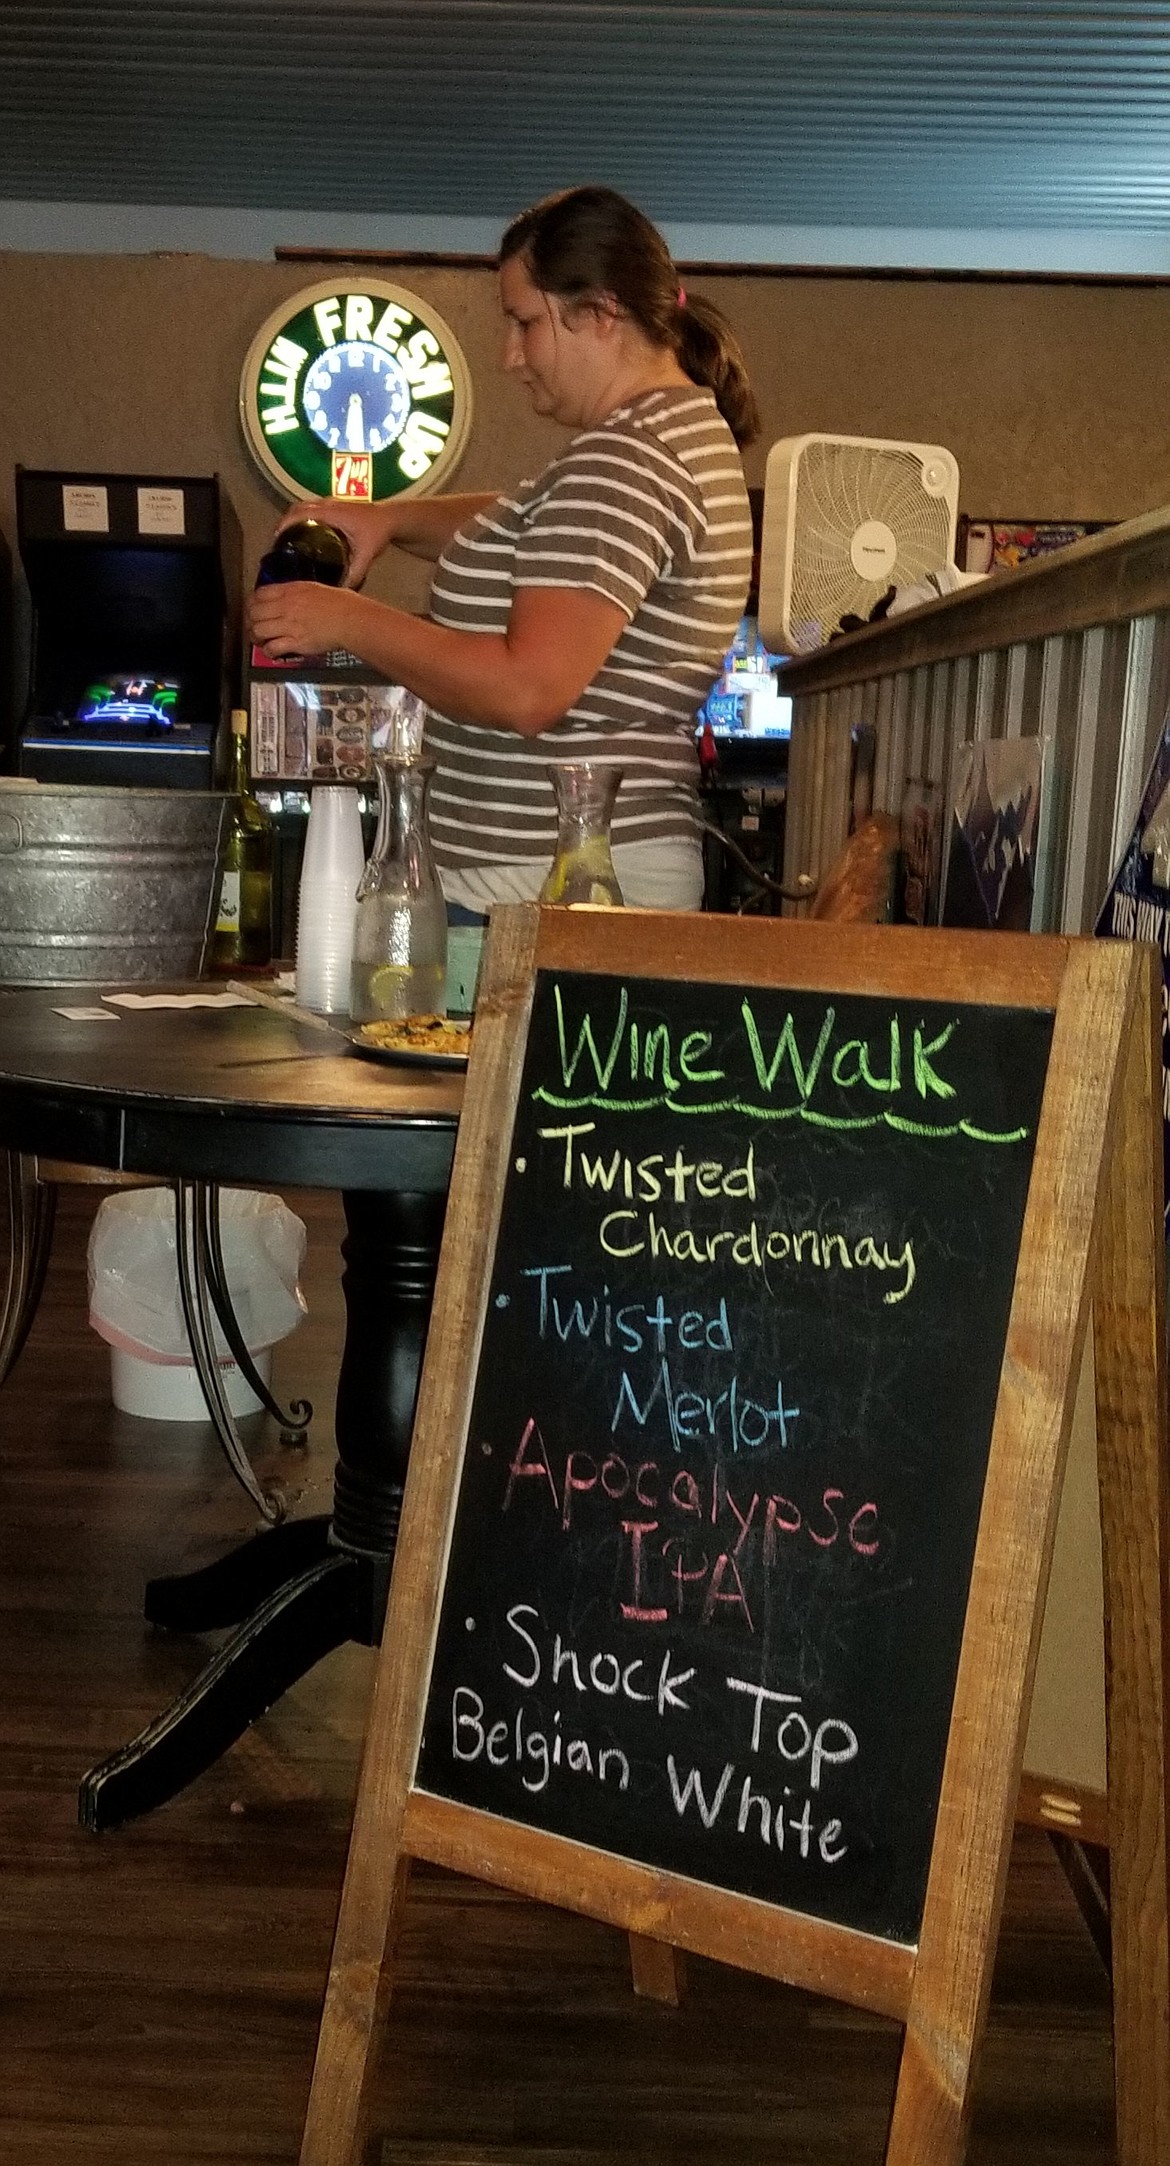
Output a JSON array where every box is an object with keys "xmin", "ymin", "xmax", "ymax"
[
  {"xmin": 143, "ymin": 1513, "xmax": 335, "ymax": 1628},
  {"xmin": 79, "ymin": 1188, "xmax": 447, "ymax": 1831},
  {"xmin": 332, "ymin": 1187, "xmax": 446, "ymax": 1552}
]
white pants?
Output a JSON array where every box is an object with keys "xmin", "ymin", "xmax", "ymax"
[{"xmin": 441, "ymin": 836, "xmax": 704, "ymax": 915}]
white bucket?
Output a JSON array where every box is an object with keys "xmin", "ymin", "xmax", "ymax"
[{"xmin": 110, "ymin": 1345, "xmax": 273, "ymax": 1422}]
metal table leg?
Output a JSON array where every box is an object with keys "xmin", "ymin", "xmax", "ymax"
[
  {"xmin": 0, "ymin": 1152, "xmax": 56, "ymax": 1390},
  {"xmin": 197, "ymin": 1182, "xmax": 312, "ymax": 1445},
  {"xmin": 171, "ymin": 1179, "xmax": 306, "ymax": 1526}
]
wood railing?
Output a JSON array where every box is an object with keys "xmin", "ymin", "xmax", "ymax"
[{"xmin": 778, "ymin": 504, "xmax": 1170, "ymax": 931}]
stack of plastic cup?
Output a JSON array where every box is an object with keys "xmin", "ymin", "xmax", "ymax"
[{"xmin": 294, "ymin": 786, "xmax": 366, "ymax": 1014}]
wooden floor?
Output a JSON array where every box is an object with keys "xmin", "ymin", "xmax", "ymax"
[{"xmin": 0, "ymin": 1186, "xmax": 1117, "ymax": 2165}]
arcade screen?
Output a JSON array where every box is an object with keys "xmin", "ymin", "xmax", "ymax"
[
  {"xmin": 696, "ymin": 616, "xmax": 791, "ymax": 740},
  {"xmin": 75, "ymin": 676, "xmax": 182, "ymax": 727}
]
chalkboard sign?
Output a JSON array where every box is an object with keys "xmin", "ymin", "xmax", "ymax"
[
  {"xmin": 298, "ymin": 912, "xmax": 1170, "ymax": 2166},
  {"xmin": 415, "ymin": 968, "xmax": 1053, "ymax": 1945}
]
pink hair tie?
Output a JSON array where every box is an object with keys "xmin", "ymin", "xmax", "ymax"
[{"xmin": 676, "ymin": 285, "xmax": 687, "ymax": 308}]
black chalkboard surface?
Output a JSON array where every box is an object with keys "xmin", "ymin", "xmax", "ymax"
[{"xmin": 416, "ymin": 967, "xmax": 1055, "ymax": 1947}]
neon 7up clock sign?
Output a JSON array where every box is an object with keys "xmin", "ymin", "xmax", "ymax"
[{"xmin": 240, "ymin": 278, "xmax": 473, "ymax": 502}]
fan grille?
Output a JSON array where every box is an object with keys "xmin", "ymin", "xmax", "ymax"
[{"xmin": 787, "ymin": 442, "xmax": 955, "ymax": 651}]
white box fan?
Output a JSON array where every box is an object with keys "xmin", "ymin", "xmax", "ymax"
[{"xmin": 758, "ymin": 433, "xmax": 960, "ymax": 654}]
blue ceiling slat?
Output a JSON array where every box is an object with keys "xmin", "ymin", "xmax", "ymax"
[{"xmin": 3, "ymin": 1, "xmax": 1170, "ymax": 234}]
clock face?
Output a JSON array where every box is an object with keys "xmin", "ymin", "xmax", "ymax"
[
  {"xmin": 239, "ymin": 279, "xmax": 473, "ymax": 503},
  {"xmin": 302, "ymin": 341, "xmax": 413, "ymax": 455}
]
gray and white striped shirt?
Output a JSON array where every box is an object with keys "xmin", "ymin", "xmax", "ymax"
[{"xmin": 424, "ymin": 385, "xmax": 752, "ymax": 870}]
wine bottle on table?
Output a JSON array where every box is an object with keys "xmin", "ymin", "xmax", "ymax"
[{"xmin": 210, "ymin": 708, "xmax": 273, "ymax": 971}]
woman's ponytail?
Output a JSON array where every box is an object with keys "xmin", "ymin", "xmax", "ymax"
[{"xmin": 676, "ymin": 294, "xmax": 760, "ymax": 449}]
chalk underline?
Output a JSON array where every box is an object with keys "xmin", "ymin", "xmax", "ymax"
[{"xmin": 529, "ymin": 1089, "xmax": 1028, "ymax": 1145}]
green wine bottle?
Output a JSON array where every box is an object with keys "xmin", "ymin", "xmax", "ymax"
[{"xmin": 210, "ymin": 708, "xmax": 273, "ymax": 971}]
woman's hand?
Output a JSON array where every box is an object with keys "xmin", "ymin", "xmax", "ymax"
[
  {"xmin": 247, "ymin": 580, "xmax": 366, "ymax": 661},
  {"xmin": 272, "ymin": 491, "xmax": 499, "ymax": 572}
]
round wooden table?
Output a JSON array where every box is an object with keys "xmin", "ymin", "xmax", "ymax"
[{"xmin": 0, "ymin": 986, "xmax": 463, "ymax": 1828}]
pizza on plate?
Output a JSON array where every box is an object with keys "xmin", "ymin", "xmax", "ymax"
[{"xmin": 354, "ymin": 1013, "xmax": 471, "ymax": 1056}]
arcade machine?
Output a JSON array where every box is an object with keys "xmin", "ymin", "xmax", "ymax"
[
  {"xmin": 15, "ymin": 468, "xmax": 241, "ymax": 789},
  {"xmin": 699, "ymin": 490, "xmax": 792, "ymax": 914}
]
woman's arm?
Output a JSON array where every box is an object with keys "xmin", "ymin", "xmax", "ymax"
[
  {"xmin": 378, "ymin": 493, "xmax": 502, "ymax": 562},
  {"xmin": 273, "ymin": 491, "xmax": 500, "ymax": 577},
  {"xmin": 246, "ymin": 581, "xmax": 628, "ymax": 737}
]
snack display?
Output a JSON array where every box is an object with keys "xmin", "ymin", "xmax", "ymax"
[{"xmin": 349, "ymin": 1013, "xmax": 471, "ymax": 1068}]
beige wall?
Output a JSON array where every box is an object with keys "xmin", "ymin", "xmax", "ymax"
[{"xmin": 2, "ymin": 248, "xmax": 1170, "ymax": 655}]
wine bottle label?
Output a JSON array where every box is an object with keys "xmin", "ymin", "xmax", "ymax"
[{"xmin": 216, "ymin": 871, "xmax": 241, "ymax": 933}]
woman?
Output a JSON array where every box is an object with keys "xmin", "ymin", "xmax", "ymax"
[{"xmin": 248, "ymin": 185, "xmax": 758, "ymax": 911}]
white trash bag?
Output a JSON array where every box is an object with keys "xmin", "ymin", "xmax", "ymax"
[{"xmin": 88, "ymin": 1186, "xmax": 308, "ymax": 1364}]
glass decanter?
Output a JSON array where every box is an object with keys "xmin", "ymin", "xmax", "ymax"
[
  {"xmin": 538, "ymin": 762, "xmax": 625, "ymax": 907},
  {"xmin": 349, "ymin": 753, "xmax": 448, "ymax": 1021}
]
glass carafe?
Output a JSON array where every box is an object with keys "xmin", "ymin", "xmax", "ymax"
[
  {"xmin": 539, "ymin": 762, "xmax": 625, "ymax": 907},
  {"xmin": 350, "ymin": 754, "xmax": 448, "ymax": 1021}
]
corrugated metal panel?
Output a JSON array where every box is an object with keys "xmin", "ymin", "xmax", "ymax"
[{"xmin": 2, "ymin": 3, "xmax": 1170, "ymax": 229}]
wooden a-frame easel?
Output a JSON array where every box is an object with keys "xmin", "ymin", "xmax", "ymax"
[{"xmin": 294, "ymin": 914, "xmax": 1170, "ymax": 2166}]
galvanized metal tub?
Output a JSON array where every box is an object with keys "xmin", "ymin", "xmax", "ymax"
[{"xmin": 0, "ymin": 785, "xmax": 228, "ymax": 985}]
